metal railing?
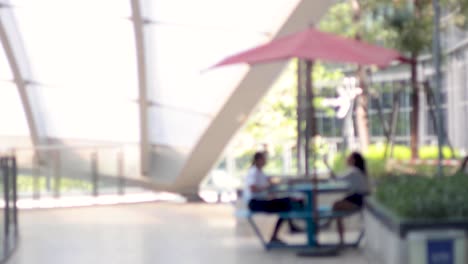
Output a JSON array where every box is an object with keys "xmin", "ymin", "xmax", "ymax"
[
  {"xmin": 0, "ymin": 155, "xmax": 18, "ymax": 262},
  {"xmin": 7, "ymin": 144, "xmax": 149, "ymax": 203}
]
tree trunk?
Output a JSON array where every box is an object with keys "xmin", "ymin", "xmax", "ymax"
[
  {"xmin": 297, "ymin": 60, "xmax": 304, "ymax": 175},
  {"xmin": 356, "ymin": 70, "xmax": 370, "ymax": 151},
  {"xmin": 424, "ymin": 82, "xmax": 456, "ymax": 158},
  {"xmin": 351, "ymin": 0, "xmax": 370, "ymax": 151},
  {"xmin": 387, "ymin": 86, "xmax": 402, "ymax": 159},
  {"xmin": 410, "ymin": 54, "xmax": 419, "ymax": 159}
]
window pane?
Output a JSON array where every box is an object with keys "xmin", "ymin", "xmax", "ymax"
[
  {"xmin": 149, "ymin": 107, "xmax": 209, "ymax": 148},
  {"xmin": 0, "ymin": 82, "xmax": 29, "ymax": 137},
  {"xmin": 0, "ymin": 41, "xmax": 12, "ymax": 81},
  {"xmin": 141, "ymin": 0, "xmax": 298, "ymax": 34},
  {"xmin": 9, "ymin": 0, "xmax": 130, "ymax": 17},
  {"xmin": 370, "ymin": 113, "xmax": 383, "ymax": 136},
  {"xmin": 13, "ymin": 6, "xmax": 138, "ymax": 141}
]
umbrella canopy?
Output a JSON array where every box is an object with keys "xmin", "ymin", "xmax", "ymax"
[{"xmin": 213, "ymin": 27, "xmax": 408, "ymax": 68}]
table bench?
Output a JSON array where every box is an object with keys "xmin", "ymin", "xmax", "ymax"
[{"xmin": 236, "ymin": 206, "xmax": 365, "ymax": 250}]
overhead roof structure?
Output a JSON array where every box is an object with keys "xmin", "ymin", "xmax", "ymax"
[{"xmin": 0, "ymin": 0, "xmax": 334, "ymax": 195}]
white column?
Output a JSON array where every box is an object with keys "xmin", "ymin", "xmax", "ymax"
[{"xmin": 130, "ymin": 0, "xmax": 150, "ymax": 176}]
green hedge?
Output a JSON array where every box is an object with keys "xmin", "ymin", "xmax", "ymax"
[
  {"xmin": 418, "ymin": 145, "xmax": 459, "ymax": 159},
  {"xmin": 332, "ymin": 144, "xmax": 411, "ymax": 178},
  {"xmin": 332, "ymin": 144, "xmax": 460, "ymax": 178},
  {"xmin": 365, "ymin": 144, "xmax": 411, "ymax": 160},
  {"xmin": 375, "ymin": 174, "xmax": 468, "ymax": 219},
  {"xmin": 17, "ymin": 175, "xmax": 92, "ymax": 192}
]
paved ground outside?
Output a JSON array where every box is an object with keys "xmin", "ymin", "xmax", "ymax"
[{"xmin": 7, "ymin": 202, "xmax": 367, "ymax": 264}]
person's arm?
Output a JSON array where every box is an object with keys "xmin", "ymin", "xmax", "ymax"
[
  {"xmin": 323, "ymin": 155, "xmax": 337, "ymax": 180},
  {"xmin": 267, "ymin": 176, "xmax": 279, "ymax": 186},
  {"xmin": 250, "ymin": 184, "xmax": 270, "ymax": 193}
]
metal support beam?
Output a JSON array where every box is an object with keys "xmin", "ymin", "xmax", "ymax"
[
  {"xmin": 0, "ymin": 4, "xmax": 42, "ymax": 147},
  {"xmin": 53, "ymin": 150, "xmax": 61, "ymax": 198},
  {"xmin": 91, "ymin": 151, "xmax": 99, "ymax": 197},
  {"xmin": 432, "ymin": 0, "xmax": 444, "ymax": 177},
  {"xmin": 117, "ymin": 149, "xmax": 125, "ymax": 195},
  {"xmin": 130, "ymin": 0, "xmax": 150, "ymax": 176}
]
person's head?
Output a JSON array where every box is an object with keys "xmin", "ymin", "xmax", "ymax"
[
  {"xmin": 252, "ymin": 151, "xmax": 267, "ymax": 169},
  {"xmin": 347, "ymin": 152, "xmax": 366, "ymax": 175}
]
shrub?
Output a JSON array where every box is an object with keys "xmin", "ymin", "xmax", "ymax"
[
  {"xmin": 17, "ymin": 175, "xmax": 92, "ymax": 192},
  {"xmin": 365, "ymin": 144, "xmax": 411, "ymax": 160},
  {"xmin": 332, "ymin": 152, "xmax": 389, "ymax": 178},
  {"xmin": 332, "ymin": 144, "xmax": 412, "ymax": 178},
  {"xmin": 375, "ymin": 174, "xmax": 468, "ymax": 219},
  {"xmin": 418, "ymin": 145, "xmax": 459, "ymax": 159},
  {"xmin": 332, "ymin": 144, "xmax": 461, "ymax": 179}
]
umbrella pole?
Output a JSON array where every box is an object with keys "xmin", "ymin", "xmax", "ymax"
[
  {"xmin": 305, "ymin": 60, "xmax": 319, "ymax": 245},
  {"xmin": 304, "ymin": 61, "xmax": 310, "ymax": 179},
  {"xmin": 304, "ymin": 60, "xmax": 317, "ymax": 179},
  {"xmin": 297, "ymin": 59, "xmax": 304, "ymax": 176},
  {"xmin": 305, "ymin": 61, "xmax": 317, "ymax": 178}
]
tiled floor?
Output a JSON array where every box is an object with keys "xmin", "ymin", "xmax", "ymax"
[{"xmin": 7, "ymin": 203, "xmax": 367, "ymax": 264}]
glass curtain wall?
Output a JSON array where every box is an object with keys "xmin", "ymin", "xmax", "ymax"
[{"xmin": 11, "ymin": 0, "xmax": 139, "ymax": 142}]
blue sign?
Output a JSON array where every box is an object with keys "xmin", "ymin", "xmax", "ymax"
[{"xmin": 427, "ymin": 239, "xmax": 454, "ymax": 264}]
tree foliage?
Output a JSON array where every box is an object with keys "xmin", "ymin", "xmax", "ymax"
[
  {"xmin": 319, "ymin": 1, "xmax": 393, "ymax": 45},
  {"xmin": 321, "ymin": 0, "xmax": 468, "ymax": 54},
  {"xmin": 360, "ymin": 0, "xmax": 468, "ymax": 53}
]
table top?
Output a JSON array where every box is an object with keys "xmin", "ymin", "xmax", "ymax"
[{"xmin": 272, "ymin": 181, "xmax": 349, "ymax": 193}]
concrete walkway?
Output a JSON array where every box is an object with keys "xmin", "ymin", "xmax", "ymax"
[{"xmin": 7, "ymin": 203, "xmax": 367, "ymax": 264}]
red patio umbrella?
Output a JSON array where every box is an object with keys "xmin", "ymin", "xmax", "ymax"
[{"xmin": 212, "ymin": 27, "xmax": 408, "ymax": 68}]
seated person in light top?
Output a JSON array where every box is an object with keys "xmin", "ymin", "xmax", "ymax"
[
  {"xmin": 324, "ymin": 152, "xmax": 370, "ymax": 246},
  {"xmin": 244, "ymin": 151, "xmax": 303, "ymax": 244}
]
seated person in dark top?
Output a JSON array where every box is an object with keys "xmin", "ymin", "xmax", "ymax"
[{"xmin": 324, "ymin": 152, "xmax": 370, "ymax": 246}]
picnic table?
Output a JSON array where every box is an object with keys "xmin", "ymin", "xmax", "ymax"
[{"xmin": 236, "ymin": 181, "xmax": 364, "ymax": 251}]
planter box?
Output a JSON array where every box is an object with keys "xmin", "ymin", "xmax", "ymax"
[{"xmin": 365, "ymin": 198, "xmax": 468, "ymax": 264}]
